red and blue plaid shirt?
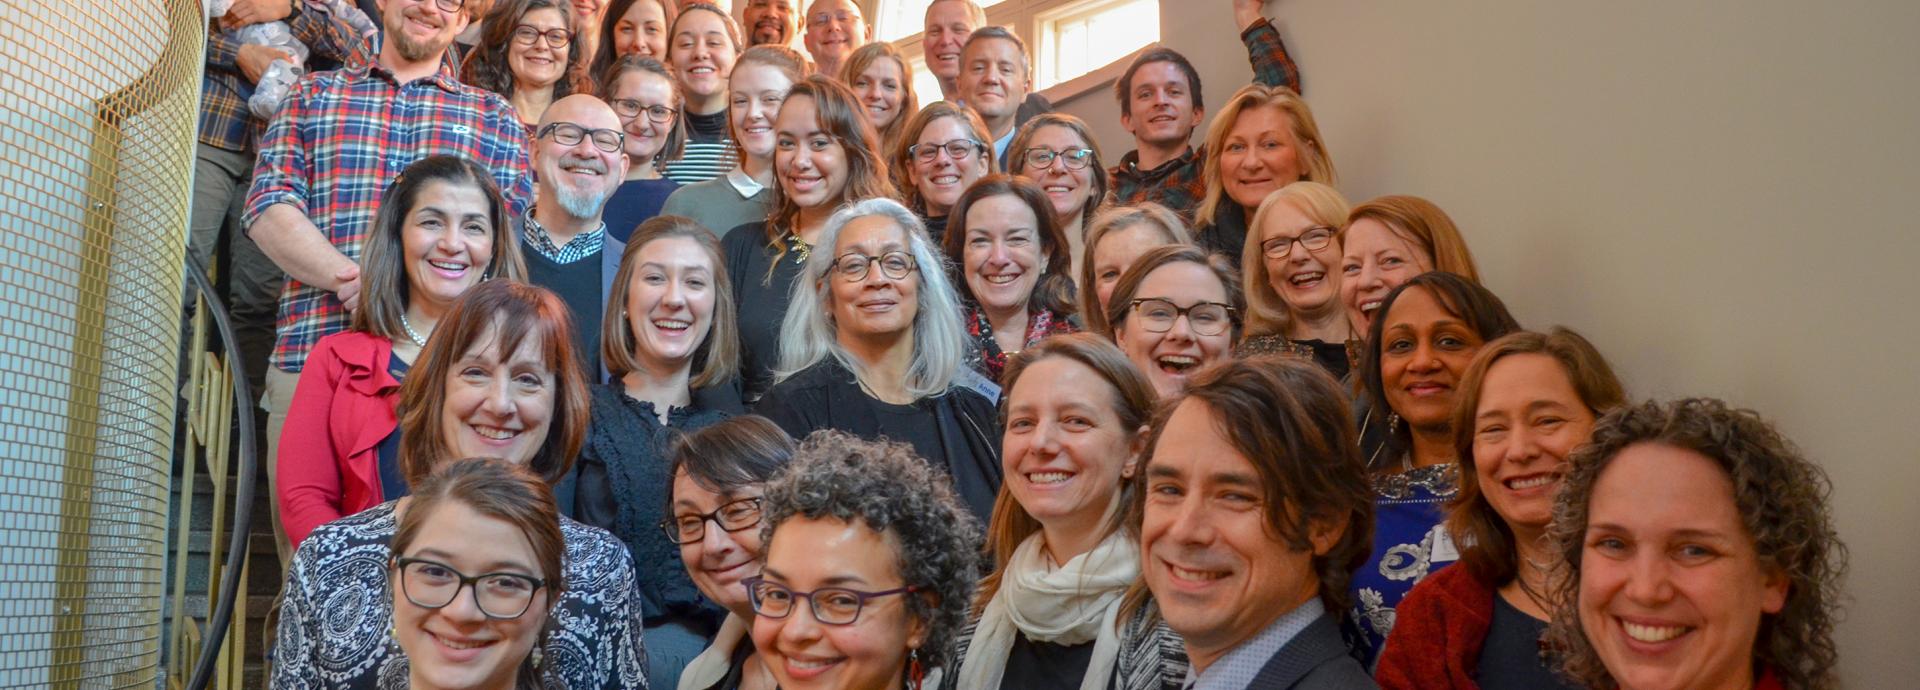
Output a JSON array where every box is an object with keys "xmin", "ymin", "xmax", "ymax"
[
  {"xmin": 245, "ymin": 36, "xmax": 533, "ymax": 372},
  {"xmin": 199, "ymin": 2, "xmax": 365, "ymax": 152}
]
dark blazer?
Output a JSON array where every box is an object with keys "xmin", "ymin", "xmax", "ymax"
[{"xmin": 1251, "ymin": 612, "xmax": 1378, "ymax": 690}]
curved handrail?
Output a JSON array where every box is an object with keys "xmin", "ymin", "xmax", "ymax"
[{"xmin": 182, "ymin": 262, "xmax": 258, "ymax": 690}]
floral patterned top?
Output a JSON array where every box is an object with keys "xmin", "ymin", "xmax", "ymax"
[
  {"xmin": 272, "ymin": 501, "xmax": 651, "ymax": 689},
  {"xmin": 965, "ymin": 306, "xmax": 1078, "ymax": 385},
  {"xmin": 1348, "ymin": 462, "xmax": 1462, "ymax": 666}
]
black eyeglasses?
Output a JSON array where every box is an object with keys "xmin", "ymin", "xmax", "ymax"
[
  {"xmin": 909, "ymin": 138, "xmax": 985, "ymax": 163},
  {"xmin": 832, "ymin": 251, "xmax": 917, "ymax": 282},
  {"xmin": 659, "ymin": 497, "xmax": 763, "ymax": 545},
  {"xmin": 1128, "ymin": 298, "xmax": 1236, "ymax": 336},
  {"xmin": 1261, "ymin": 226, "xmax": 1336, "ymax": 260},
  {"xmin": 1023, "ymin": 147, "xmax": 1094, "ymax": 171},
  {"xmin": 742, "ymin": 576, "xmax": 917, "ymax": 625},
  {"xmin": 610, "ymin": 99, "xmax": 679, "ymax": 125},
  {"xmin": 417, "ymin": 0, "xmax": 464, "ymax": 14},
  {"xmin": 392, "ymin": 556, "xmax": 547, "ymax": 619},
  {"xmin": 511, "ymin": 24, "xmax": 573, "ymax": 49},
  {"xmin": 537, "ymin": 122, "xmax": 625, "ymax": 153}
]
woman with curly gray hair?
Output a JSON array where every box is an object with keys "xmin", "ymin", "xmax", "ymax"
[
  {"xmin": 754, "ymin": 198, "xmax": 1002, "ymax": 523},
  {"xmin": 744, "ymin": 430, "xmax": 984, "ymax": 690},
  {"xmin": 1545, "ymin": 398, "xmax": 1846, "ymax": 690}
]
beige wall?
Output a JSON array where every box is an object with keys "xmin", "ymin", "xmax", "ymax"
[{"xmin": 1066, "ymin": 0, "xmax": 1920, "ymax": 684}]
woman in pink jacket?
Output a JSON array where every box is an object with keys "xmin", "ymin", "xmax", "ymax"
[{"xmin": 275, "ymin": 155, "xmax": 528, "ymax": 548}]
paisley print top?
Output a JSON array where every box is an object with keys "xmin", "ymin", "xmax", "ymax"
[
  {"xmin": 271, "ymin": 501, "xmax": 651, "ymax": 689},
  {"xmin": 1348, "ymin": 463, "xmax": 1460, "ymax": 665}
]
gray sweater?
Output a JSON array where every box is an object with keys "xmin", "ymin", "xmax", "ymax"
[{"xmin": 658, "ymin": 172, "xmax": 774, "ymax": 239}]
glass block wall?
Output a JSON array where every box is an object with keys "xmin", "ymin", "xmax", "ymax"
[{"xmin": 0, "ymin": 0, "xmax": 201, "ymax": 685}]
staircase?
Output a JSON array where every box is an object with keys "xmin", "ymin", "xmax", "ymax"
[{"xmin": 162, "ymin": 413, "xmax": 280, "ymax": 689}]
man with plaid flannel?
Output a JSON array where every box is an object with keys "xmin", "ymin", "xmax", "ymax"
[
  {"xmin": 1107, "ymin": 0, "xmax": 1302, "ymax": 221},
  {"xmin": 243, "ymin": 0, "xmax": 533, "ymax": 563}
]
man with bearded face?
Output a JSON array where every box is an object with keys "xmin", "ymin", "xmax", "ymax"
[
  {"xmin": 742, "ymin": 0, "xmax": 800, "ymax": 48},
  {"xmin": 245, "ymin": 0, "xmax": 534, "ymax": 565},
  {"xmin": 517, "ymin": 94, "xmax": 634, "ymax": 380}
]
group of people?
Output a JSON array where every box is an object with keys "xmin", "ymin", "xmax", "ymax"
[{"xmin": 190, "ymin": 0, "xmax": 1849, "ymax": 688}]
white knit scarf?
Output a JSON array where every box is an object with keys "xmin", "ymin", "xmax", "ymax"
[{"xmin": 954, "ymin": 531, "xmax": 1139, "ymax": 690}]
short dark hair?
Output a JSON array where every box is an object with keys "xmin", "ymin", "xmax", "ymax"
[
  {"xmin": 1359, "ymin": 271, "xmax": 1521, "ymax": 467},
  {"xmin": 1124, "ymin": 356, "xmax": 1375, "ymax": 619},
  {"xmin": 1114, "ymin": 47, "xmax": 1202, "ymax": 119},
  {"xmin": 961, "ymin": 26, "xmax": 1029, "ymax": 77},
  {"xmin": 664, "ymin": 415, "xmax": 795, "ymax": 506}
]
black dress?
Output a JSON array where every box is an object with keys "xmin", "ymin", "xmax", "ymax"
[
  {"xmin": 1236, "ymin": 333, "xmax": 1356, "ymax": 381},
  {"xmin": 722, "ymin": 221, "xmax": 808, "ymax": 403},
  {"xmin": 754, "ymin": 359, "xmax": 1003, "ymax": 524},
  {"xmin": 573, "ymin": 382, "xmax": 743, "ymax": 629}
]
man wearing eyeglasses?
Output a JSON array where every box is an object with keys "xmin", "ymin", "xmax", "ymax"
[
  {"xmin": 244, "ymin": 0, "xmax": 533, "ymax": 567},
  {"xmin": 518, "ymin": 94, "xmax": 633, "ymax": 381},
  {"xmin": 1107, "ymin": 0, "xmax": 1301, "ymax": 220},
  {"xmin": 801, "ymin": 0, "xmax": 869, "ymax": 77}
]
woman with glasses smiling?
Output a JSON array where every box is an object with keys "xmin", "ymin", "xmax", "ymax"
[
  {"xmin": 746, "ymin": 430, "xmax": 983, "ymax": 690},
  {"xmin": 667, "ymin": 416, "xmax": 796, "ymax": 690},
  {"xmin": 890, "ymin": 101, "xmax": 994, "ymax": 245},
  {"xmin": 1103, "ymin": 245, "xmax": 1244, "ymax": 398},
  {"xmin": 1237, "ymin": 181, "xmax": 1359, "ymax": 379},
  {"xmin": 754, "ymin": 198, "xmax": 1004, "ymax": 524},
  {"xmin": 387, "ymin": 457, "xmax": 564, "ymax": 690},
  {"xmin": 462, "ymin": 0, "xmax": 580, "ymax": 138},
  {"xmin": 598, "ymin": 55, "xmax": 686, "ymax": 243},
  {"xmin": 1006, "ymin": 114, "xmax": 1110, "ymax": 286}
]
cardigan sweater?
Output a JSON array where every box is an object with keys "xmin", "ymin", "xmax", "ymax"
[
  {"xmin": 1375, "ymin": 562, "xmax": 1496, "ymax": 690},
  {"xmin": 276, "ymin": 330, "xmax": 400, "ymax": 549}
]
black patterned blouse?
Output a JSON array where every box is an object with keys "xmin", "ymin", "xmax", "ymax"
[{"xmin": 271, "ymin": 501, "xmax": 652, "ymax": 689}]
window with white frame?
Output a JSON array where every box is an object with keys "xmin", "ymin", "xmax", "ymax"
[{"xmin": 873, "ymin": 0, "xmax": 1160, "ymax": 94}]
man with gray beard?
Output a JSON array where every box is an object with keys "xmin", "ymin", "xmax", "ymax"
[{"xmin": 518, "ymin": 94, "xmax": 633, "ymax": 380}]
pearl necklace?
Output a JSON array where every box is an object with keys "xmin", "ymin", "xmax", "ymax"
[{"xmin": 401, "ymin": 313, "xmax": 428, "ymax": 347}]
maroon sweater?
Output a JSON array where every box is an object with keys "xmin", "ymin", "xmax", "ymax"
[{"xmin": 1376, "ymin": 562, "xmax": 1496, "ymax": 690}]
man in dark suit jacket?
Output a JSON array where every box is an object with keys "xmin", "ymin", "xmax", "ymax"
[{"xmin": 1138, "ymin": 358, "xmax": 1378, "ymax": 689}]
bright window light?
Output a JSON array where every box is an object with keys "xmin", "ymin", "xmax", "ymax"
[{"xmin": 1037, "ymin": 0, "xmax": 1158, "ymax": 89}]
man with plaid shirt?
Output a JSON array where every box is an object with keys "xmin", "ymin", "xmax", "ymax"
[
  {"xmin": 243, "ymin": 0, "xmax": 533, "ymax": 562},
  {"xmin": 192, "ymin": 0, "xmax": 362, "ymax": 403},
  {"xmin": 1107, "ymin": 0, "xmax": 1301, "ymax": 221}
]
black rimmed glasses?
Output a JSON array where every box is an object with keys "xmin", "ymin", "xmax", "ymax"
[
  {"xmin": 1129, "ymin": 298, "xmax": 1236, "ymax": 336},
  {"xmin": 1023, "ymin": 147, "xmax": 1094, "ymax": 171},
  {"xmin": 610, "ymin": 99, "xmax": 679, "ymax": 125},
  {"xmin": 393, "ymin": 557, "xmax": 547, "ymax": 619},
  {"xmin": 511, "ymin": 24, "xmax": 573, "ymax": 49},
  {"xmin": 909, "ymin": 139, "xmax": 985, "ymax": 164},
  {"xmin": 832, "ymin": 251, "xmax": 917, "ymax": 282},
  {"xmin": 417, "ymin": 0, "xmax": 464, "ymax": 14},
  {"xmin": 537, "ymin": 122, "xmax": 625, "ymax": 153},
  {"xmin": 659, "ymin": 497, "xmax": 763, "ymax": 545},
  {"xmin": 1261, "ymin": 226, "xmax": 1336, "ymax": 259},
  {"xmin": 742, "ymin": 576, "xmax": 918, "ymax": 625}
]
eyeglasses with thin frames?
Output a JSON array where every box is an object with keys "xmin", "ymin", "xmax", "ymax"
[
  {"xmin": 831, "ymin": 251, "xmax": 917, "ymax": 282},
  {"xmin": 658, "ymin": 497, "xmax": 763, "ymax": 545},
  {"xmin": 741, "ymin": 576, "xmax": 917, "ymax": 626},
  {"xmin": 1261, "ymin": 226, "xmax": 1336, "ymax": 260},
  {"xmin": 538, "ymin": 122, "xmax": 625, "ymax": 153},
  {"xmin": 610, "ymin": 99, "xmax": 679, "ymax": 125},
  {"xmin": 1023, "ymin": 147, "xmax": 1094, "ymax": 171},
  {"xmin": 808, "ymin": 11, "xmax": 857, "ymax": 28},
  {"xmin": 1129, "ymin": 297, "xmax": 1236, "ymax": 336},
  {"xmin": 392, "ymin": 556, "xmax": 547, "ymax": 620},
  {"xmin": 909, "ymin": 139, "xmax": 984, "ymax": 164}
]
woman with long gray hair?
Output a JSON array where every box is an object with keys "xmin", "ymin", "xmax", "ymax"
[{"xmin": 753, "ymin": 198, "xmax": 1002, "ymax": 523}]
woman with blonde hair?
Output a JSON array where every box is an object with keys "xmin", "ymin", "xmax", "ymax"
[
  {"xmin": 1338, "ymin": 193, "xmax": 1481, "ymax": 335},
  {"xmin": 841, "ymin": 41, "xmax": 918, "ymax": 156},
  {"xmin": 1077, "ymin": 203, "xmax": 1190, "ymax": 338},
  {"xmin": 1193, "ymin": 84, "xmax": 1336, "ymax": 259},
  {"xmin": 1237, "ymin": 181, "xmax": 1356, "ymax": 378}
]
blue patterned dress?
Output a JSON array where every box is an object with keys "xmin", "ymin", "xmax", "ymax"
[
  {"xmin": 272, "ymin": 501, "xmax": 652, "ymax": 689},
  {"xmin": 1348, "ymin": 463, "xmax": 1460, "ymax": 665}
]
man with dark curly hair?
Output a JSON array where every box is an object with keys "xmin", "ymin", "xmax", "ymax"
[
  {"xmin": 1545, "ymin": 398, "xmax": 1847, "ymax": 690},
  {"xmin": 1131, "ymin": 357, "xmax": 1376, "ymax": 689},
  {"xmin": 745, "ymin": 430, "xmax": 984, "ymax": 690}
]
